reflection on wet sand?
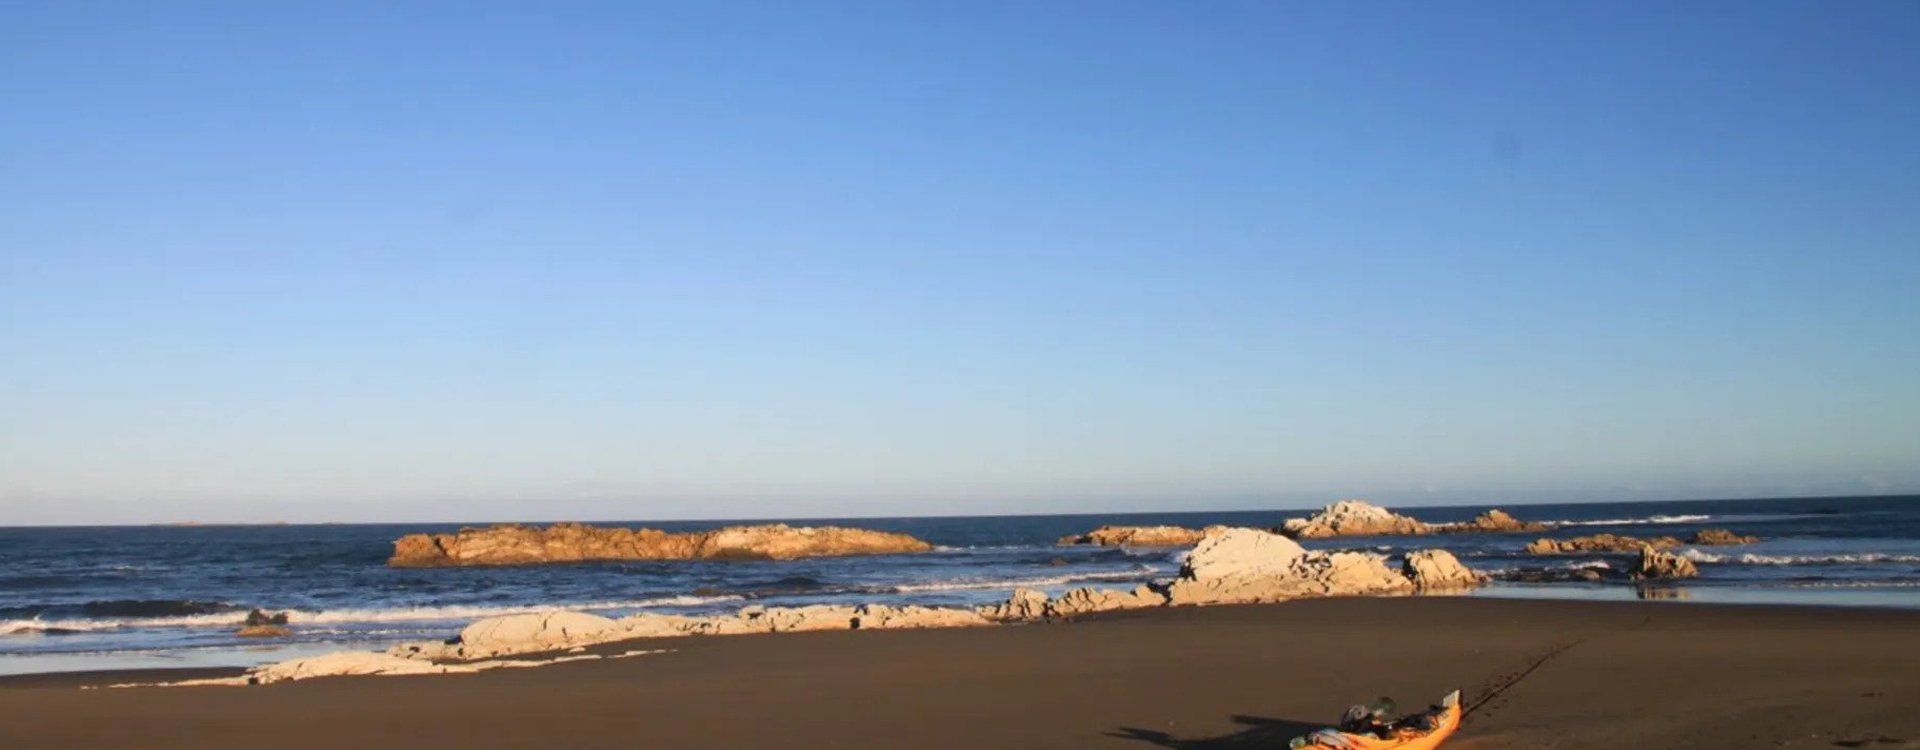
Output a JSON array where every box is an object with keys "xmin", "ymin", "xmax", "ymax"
[{"xmin": 1636, "ymin": 585, "xmax": 1691, "ymax": 601}]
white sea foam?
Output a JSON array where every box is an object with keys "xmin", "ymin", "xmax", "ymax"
[
  {"xmin": 1, "ymin": 619, "xmax": 140, "ymax": 635},
  {"xmin": 1680, "ymin": 550, "xmax": 1920, "ymax": 566},
  {"xmin": 0, "ymin": 594, "xmax": 746, "ymax": 637},
  {"xmin": 887, "ymin": 569, "xmax": 1157, "ymax": 593},
  {"xmin": 1, "ymin": 613, "xmax": 243, "ymax": 635},
  {"xmin": 1552, "ymin": 514, "xmax": 1713, "ymax": 527}
]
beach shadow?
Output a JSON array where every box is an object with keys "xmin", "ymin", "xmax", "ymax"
[{"xmin": 1110, "ymin": 714, "xmax": 1324, "ymax": 748}]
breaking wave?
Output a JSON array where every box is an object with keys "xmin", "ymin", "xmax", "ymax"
[
  {"xmin": 885, "ymin": 569, "xmax": 1158, "ymax": 594},
  {"xmin": 1552, "ymin": 514, "xmax": 1713, "ymax": 527},
  {"xmin": 1680, "ymin": 550, "xmax": 1920, "ymax": 566},
  {"xmin": 0, "ymin": 594, "xmax": 745, "ymax": 637},
  {"xmin": 1777, "ymin": 580, "xmax": 1920, "ymax": 589}
]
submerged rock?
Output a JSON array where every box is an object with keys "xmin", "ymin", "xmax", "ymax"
[
  {"xmin": 1500, "ymin": 566, "xmax": 1609, "ymax": 584},
  {"xmin": 235, "ymin": 625, "xmax": 291, "ymax": 638},
  {"xmin": 389, "ymin": 523, "xmax": 933, "ymax": 567},
  {"xmin": 1280, "ymin": 500, "xmax": 1431, "ymax": 539},
  {"xmin": 1056, "ymin": 525, "xmax": 1220, "ymax": 547}
]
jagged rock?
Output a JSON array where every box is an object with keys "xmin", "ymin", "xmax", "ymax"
[
  {"xmin": 1056, "ymin": 525, "xmax": 1221, "ymax": 547},
  {"xmin": 1525, "ymin": 533, "xmax": 1683, "ymax": 554},
  {"xmin": 385, "ymin": 639, "xmax": 460, "ymax": 660},
  {"xmin": 1437, "ymin": 509, "xmax": 1549, "ymax": 534},
  {"xmin": 244, "ymin": 609, "xmax": 290, "ymax": 626},
  {"xmin": 1164, "ymin": 528, "xmax": 1416, "ymax": 605},
  {"xmin": 455, "ymin": 611, "xmax": 622, "ymax": 658},
  {"xmin": 1280, "ymin": 500, "xmax": 1432, "ymax": 539},
  {"xmin": 1526, "ymin": 528, "xmax": 1759, "ymax": 555},
  {"xmin": 235, "ymin": 625, "xmax": 291, "ymax": 638},
  {"xmin": 852, "ymin": 605, "xmax": 991, "ymax": 630},
  {"xmin": 669, "ymin": 612, "xmax": 773, "ymax": 637},
  {"xmin": 755, "ymin": 605, "xmax": 861, "ymax": 633},
  {"xmin": 1690, "ymin": 529, "xmax": 1760, "ymax": 545},
  {"xmin": 978, "ymin": 588, "xmax": 1052, "ymax": 622},
  {"xmin": 1047, "ymin": 585, "xmax": 1168, "ymax": 616},
  {"xmin": 389, "ymin": 523, "xmax": 933, "ymax": 566},
  {"xmin": 613, "ymin": 613, "xmax": 708, "ymax": 639},
  {"xmin": 1632, "ymin": 544, "xmax": 1699, "ymax": 579},
  {"xmin": 1402, "ymin": 550, "xmax": 1483, "ymax": 591}
]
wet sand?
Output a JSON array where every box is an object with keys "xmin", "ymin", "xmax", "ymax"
[{"xmin": 3, "ymin": 598, "xmax": 1917, "ymax": 749}]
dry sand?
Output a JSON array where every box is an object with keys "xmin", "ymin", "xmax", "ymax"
[{"xmin": 3, "ymin": 598, "xmax": 1917, "ymax": 749}]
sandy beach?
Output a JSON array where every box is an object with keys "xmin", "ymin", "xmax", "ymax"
[{"xmin": 4, "ymin": 597, "xmax": 1916, "ymax": 750}]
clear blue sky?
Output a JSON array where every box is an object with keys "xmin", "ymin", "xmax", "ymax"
[{"xmin": 3, "ymin": 1, "xmax": 1917, "ymax": 524}]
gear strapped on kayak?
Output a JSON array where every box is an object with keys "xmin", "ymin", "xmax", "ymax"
[{"xmin": 1288, "ymin": 690, "xmax": 1461, "ymax": 750}]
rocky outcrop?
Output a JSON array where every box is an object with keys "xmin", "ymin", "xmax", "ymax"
[
  {"xmin": 244, "ymin": 650, "xmax": 633, "ymax": 685},
  {"xmin": 235, "ymin": 625, "xmax": 291, "ymax": 638},
  {"xmin": 223, "ymin": 529, "xmax": 1492, "ymax": 687},
  {"xmin": 1437, "ymin": 509, "xmax": 1549, "ymax": 534},
  {"xmin": 1402, "ymin": 550, "xmax": 1483, "ymax": 590},
  {"xmin": 388, "ymin": 523, "xmax": 934, "ymax": 567},
  {"xmin": 1280, "ymin": 500, "xmax": 1432, "ymax": 539},
  {"xmin": 244, "ymin": 609, "xmax": 290, "ymax": 626},
  {"xmin": 1164, "ymin": 528, "xmax": 1418, "ymax": 605},
  {"xmin": 754, "ymin": 605, "xmax": 860, "ymax": 633},
  {"xmin": 1048, "ymin": 585, "xmax": 1168, "ymax": 616},
  {"xmin": 1056, "ymin": 525, "xmax": 1220, "ymax": 547},
  {"xmin": 978, "ymin": 588, "xmax": 1052, "ymax": 622},
  {"xmin": 1632, "ymin": 544, "xmax": 1699, "ymax": 579},
  {"xmin": 455, "ymin": 611, "xmax": 622, "ymax": 658},
  {"xmin": 1526, "ymin": 528, "xmax": 1758, "ymax": 555},
  {"xmin": 390, "ymin": 601, "xmax": 999, "ymax": 662},
  {"xmin": 1527, "ymin": 533, "xmax": 1680, "ymax": 554},
  {"xmin": 1690, "ymin": 529, "xmax": 1761, "ymax": 545},
  {"xmin": 250, "ymin": 652, "xmax": 470, "ymax": 683},
  {"xmin": 852, "ymin": 604, "xmax": 992, "ymax": 630}
]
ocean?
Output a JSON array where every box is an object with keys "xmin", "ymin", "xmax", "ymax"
[{"xmin": 3, "ymin": 495, "xmax": 1916, "ymax": 676}]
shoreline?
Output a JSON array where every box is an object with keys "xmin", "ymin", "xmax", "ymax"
[
  {"xmin": 7, "ymin": 583, "xmax": 1920, "ymax": 681},
  {"xmin": 4, "ymin": 598, "xmax": 1918, "ymax": 749}
]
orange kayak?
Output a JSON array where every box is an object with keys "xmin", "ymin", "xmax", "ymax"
[{"xmin": 1297, "ymin": 690, "xmax": 1461, "ymax": 750}]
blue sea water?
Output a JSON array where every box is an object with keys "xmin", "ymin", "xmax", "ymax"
[{"xmin": 2, "ymin": 495, "xmax": 1916, "ymax": 676}]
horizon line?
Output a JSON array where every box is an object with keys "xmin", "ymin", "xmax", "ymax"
[{"xmin": 3, "ymin": 491, "xmax": 1912, "ymax": 529}]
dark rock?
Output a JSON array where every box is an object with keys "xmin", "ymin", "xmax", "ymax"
[{"xmin": 245, "ymin": 609, "xmax": 290, "ymax": 626}]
